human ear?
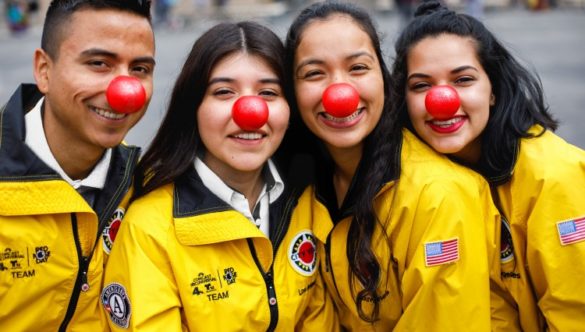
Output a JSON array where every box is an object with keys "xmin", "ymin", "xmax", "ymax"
[
  {"xmin": 489, "ymin": 93, "xmax": 496, "ymax": 106},
  {"xmin": 33, "ymin": 48, "xmax": 51, "ymax": 94}
]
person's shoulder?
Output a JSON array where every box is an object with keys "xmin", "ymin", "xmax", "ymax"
[
  {"xmin": 515, "ymin": 127, "xmax": 585, "ymax": 184},
  {"xmin": 400, "ymin": 128, "xmax": 485, "ymax": 186},
  {"xmin": 125, "ymin": 183, "xmax": 174, "ymax": 225},
  {"xmin": 520, "ymin": 127, "xmax": 585, "ymax": 161}
]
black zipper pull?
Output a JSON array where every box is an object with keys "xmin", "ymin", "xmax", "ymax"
[
  {"xmin": 80, "ymin": 257, "xmax": 90, "ymax": 292},
  {"xmin": 265, "ymin": 273, "xmax": 277, "ymax": 306}
]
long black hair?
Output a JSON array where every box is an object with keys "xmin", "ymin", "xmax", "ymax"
[
  {"xmin": 134, "ymin": 21, "xmax": 286, "ymax": 199},
  {"xmin": 284, "ymin": 1, "xmax": 400, "ymax": 322},
  {"xmin": 392, "ymin": 0, "xmax": 557, "ymax": 180}
]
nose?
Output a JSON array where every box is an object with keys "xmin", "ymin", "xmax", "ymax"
[
  {"xmin": 106, "ymin": 76, "xmax": 146, "ymax": 114},
  {"xmin": 321, "ymin": 83, "xmax": 359, "ymax": 118},
  {"xmin": 232, "ymin": 96, "xmax": 269, "ymax": 131},
  {"xmin": 424, "ymin": 85, "xmax": 460, "ymax": 120}
]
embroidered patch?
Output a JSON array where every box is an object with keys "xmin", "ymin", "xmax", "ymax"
[
  {"xmin": 500, "ymin": 218, "xmax": 515, "ymax": 263},
  {"xmin": 424, "ymin": 238, "xmax": 459, "ymax": 267},
  {"xmin": 557, "ymin": 216, "xmax": 585, "ymax": 246},
  {"xmin": 102, "ymin": 208, "xmax": 125, "ymax": 254},
  {"xmin": 102, "ymin": 282, "xmax": 131, "ymax": 328},
  {"xmin": 288, "ymin": 230, "xmax": 317, "ymax": 276}
]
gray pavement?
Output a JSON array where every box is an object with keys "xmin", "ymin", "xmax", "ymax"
[{"xmin": 1, "ymin": 6, "xmax": 584, "ymax": 149}]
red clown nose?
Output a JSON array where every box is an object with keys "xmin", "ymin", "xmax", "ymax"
[
  {"xmin": 322, "ymin": 83, "xmax": 360, "ymax": 118},
  {"xmin": 106, "ymin": 76, "xmax": 146, "ymax": 114},
  {"xmin": 232, "ymin": 96, "xmax": 269, "ymax": 131},
  {"xmin": 424, "ymin": 85, "xmax": 460, "ymax": 120}
]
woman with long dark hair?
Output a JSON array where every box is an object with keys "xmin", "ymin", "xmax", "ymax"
[
  {"xmin": 102, "ymin": 21, "xmax": 338, "ymax": 331},
  {"xmin": 284, "ymin": 1, "xmax": 500, "ymax": 330},
  {"xmin": 392, "ymin": 1, "xmax": 585, "ymax": 330}
]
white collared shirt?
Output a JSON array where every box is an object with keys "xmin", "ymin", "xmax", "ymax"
[
  {"xmin": 194, "ymin": 157, "xmax": 284, "ymax": 237},
  {"xmin": 24, "ymin": 97, "xmax": 112, "ymax": 206}
]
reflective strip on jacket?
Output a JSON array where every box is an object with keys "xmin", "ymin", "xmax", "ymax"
[
  {"xmin": 102, "ymin": 169, "xmax": 339, "ymax": 331},
  {"xmin": 0, "ymin": 84, "xmax": 140, "ymax": 331},
  {"xmin": 317, "ymin": 129, "xmax": 499, "ymax": 331},
  {"xmin": 490, "ymin": 127, "xmax": 585, "ymax": 332}
]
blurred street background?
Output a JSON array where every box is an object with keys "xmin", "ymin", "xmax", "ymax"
[{"xmin": 1, "ymin": 0, "xmax": 584, "ymax": 149}]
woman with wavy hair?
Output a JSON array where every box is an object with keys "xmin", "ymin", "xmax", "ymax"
[
  {"xmin": 392, "ymin": 1, "xmax": 585, "ymax": 330},
  {"xmin": 284, "ymin": 1, "xmax": 501, "ymax": 330}
]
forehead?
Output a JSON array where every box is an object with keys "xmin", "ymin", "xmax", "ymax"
[
  {"xmin": 211, "ymin": 52, "xmax": 277, "ymax": 78},
  {"xmin": 57, "ymin": 8, "xmax": 154, "ymax": 58},
  {"xmin": 408, "ymin": 34, "xmax": 481, "ymax": 70},
  {"xmin": 296, "ymin": 14, "xmax": 375, "ymax": 58}
]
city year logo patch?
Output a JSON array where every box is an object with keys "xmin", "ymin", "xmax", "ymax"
[
  {"xmin": 288, "ymin": 230, "xmax": 317, "ymax": 276},
  {"xmin": 102, "ymin": 282, "xmax": 131, "ymax": 328},
  {"xmin": 103, "ymin": 208, "xmax": 125, "ymax": 254}
]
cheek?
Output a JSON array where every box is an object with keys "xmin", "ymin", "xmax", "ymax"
[
  {"xmin": 462, "ymin": 92, "xmax": 491, "ymax": 122},
  {"xmin": 269, "ymin": 104, "xmax": 290, "ymax": 130},
  {"xmin": 141, "ymin": 79, "xmax": 154, "ymax": 100},
  {"xmin": 406, "ymin": 93, "xmax": 425, "ymax": 120},
  {"xmin": 358, "ymin": 76, "xmax": 385, "ymax": 106},
  {"xmin": 295, "ymin": 82, "xmax": 323, "ymax": 111}
]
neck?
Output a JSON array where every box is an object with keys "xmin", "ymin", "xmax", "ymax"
[
  {"xmin": 452, "ymin": 137, "xmax": 482, "ymax": 167},
  {"xmin": 43, "ymin": 114, "xmax": 105, "ymax": 180},
  {"xmin": 204, "ymin": 158, "xmax": 265, "ymax": 212},
  {"xmin": 326, "ymin": 143, "xmax": 362, "ymax": 208}
]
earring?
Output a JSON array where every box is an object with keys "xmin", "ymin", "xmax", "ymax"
[{"xmin": 490, "ymin": 94, "xmax": 496, "ymax": 106}]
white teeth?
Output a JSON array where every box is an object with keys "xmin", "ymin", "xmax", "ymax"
[
  {"xmin": 92, "ymin": 107, "xmax": 126, "ymax": 120},
  {"xmin": 432, "ymin": 117, "xmax": 462, "ymax": 127},
  {"xmin": 322, "ymin": 109, "xmax": 362, "ymax": 122},
  {"xmin": 234, "ymin": 132, "xmax": 262, "ymax": 140}
]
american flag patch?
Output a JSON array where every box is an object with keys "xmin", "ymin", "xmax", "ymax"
[
  {"xmin": 424, "ymin": 238, "xmax": 459, "ymax": 267},
  {"xmin": 557, "ymin": 216, "xmax": 585, "ymax": 246}
]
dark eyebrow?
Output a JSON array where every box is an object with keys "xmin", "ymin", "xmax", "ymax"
[
  {"xmin": 347, "ymin": 51, "xmax": 375, "ymax": 61},
  {"xmin": 133, "ymin": 56, "xmax": 156, "ymax": 67},
  {"xmin": 295, "ymin": 51, "xmax": 375, "ymax": 75},
  {"xmin": 80, "ymin": 48, "xmax": 117, "ymax": 58},
  {"xmin": 451, "ymin": 65, "xmax": 478, "ymax": 74},
  {"xmin": 260, "ymin": 78, "xmax": 280, "ymax": 85},
  {"xmin": 80, "ymin": 48, "xmax": 155, "ymax": 66},
  {"xmin": 407, "ymin": 65, "xmax": 479, "ymax": 82}
]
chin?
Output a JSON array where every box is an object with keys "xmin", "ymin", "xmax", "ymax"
[
  {"xmin": 230, "ymin": 159, "xmax": 267, "ymax": 173},
  {"xmin": 97, "ymin": 136, "xmax": 126, "ymax": 149},
  {"xmin": 429, "ymin": 141, "xmax": 465, "ymax": 155}
]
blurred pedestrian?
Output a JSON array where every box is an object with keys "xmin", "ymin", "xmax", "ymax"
[{"xmin": 4, "ymin": 0, "xmax": 29, "ymax": 34}]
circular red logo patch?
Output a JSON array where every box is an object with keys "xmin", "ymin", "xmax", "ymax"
[{"xmin": 288, "ymin": 230, "xmax": 317, "ymax": 276}]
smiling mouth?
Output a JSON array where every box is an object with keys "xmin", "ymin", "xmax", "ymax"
[
  {"xmin": 91, "ymin": 107, "xmax": 127, "ymax": 120},
  {"xmin": 232, "ymin": 132, "xmax": 265, "ymax": 140},
  {"xmin": 429, "ymin": 117, "xmax": 463, "ymax": 127},
  {"xmin": 320, "ymin": 108, "xmax": 364, "ymax": 122}
]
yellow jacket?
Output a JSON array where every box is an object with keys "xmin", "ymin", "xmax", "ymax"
[
  {"xmin": 102, "ymin": 169, "xmax": 339, "ymax": 331},
  {"xmin": 0, "ymin": 84, "xmax": 139, "ymax": 331},
  {"xmin": 316, "ymin": 129, "xmax": 500, "ymax": 331},
  {"xmin": 490, "ymin": 127, "xmax": 585, "ymax": 332}
]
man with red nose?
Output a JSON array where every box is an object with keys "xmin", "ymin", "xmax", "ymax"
[{"xmin": 0, "ymin": 0, "xmax": 155, "ymax": 330}]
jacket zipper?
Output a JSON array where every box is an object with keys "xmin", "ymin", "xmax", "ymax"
[
  {"xmin": 59, "ymin": 148, "xmax": 138, "ymax": 330},
  {"xmin": 324, "ymin": 231, "xmax": 343, "ymax": 302},
  {"xmin": 248, "ymin": 239, "xmax": 279, "ymax": 331},
  {"xmin": 264, "ymin": 271, "xmax": 279, "ymax": 331},
  {"xmin": 242, "ymin": 189, "xmax": 298, "ymax": 330},
  {"xmin": 59, "ymin": 214, "xmax": 90, "ymax": 331}
]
